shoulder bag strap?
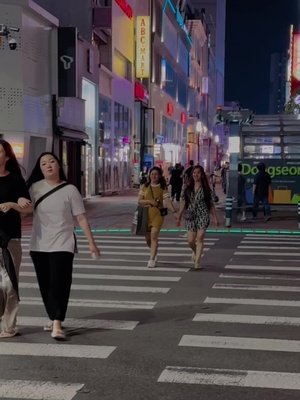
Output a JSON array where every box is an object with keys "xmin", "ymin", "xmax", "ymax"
[{"xmin": 34, "ymin": 182, "xmax": 69, "ymax": 211}]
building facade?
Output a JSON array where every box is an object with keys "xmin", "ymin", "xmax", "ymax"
[
  {"xmin": 0, "ymin": 0, "xmax": 58, "ymax": 175},
  {"xmin": 269, "ymin": 52, "xmax": 287, "ymax": 115}
]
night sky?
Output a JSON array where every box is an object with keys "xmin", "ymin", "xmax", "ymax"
[{"xmin": 225, "ymin": 0, "xmax": 299, "ymax": 114}]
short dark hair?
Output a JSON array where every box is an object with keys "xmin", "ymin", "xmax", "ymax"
[
  {"xmin": 0, "ymin": 139, "xmax": 24, "ymax": 176},
  {"xmin": 189, "ymin": 160, "xmax": 194, "ymax": 166},
  {"xmin": 257, "ymin": 162, "xmax": 266, "ymax": 171}
]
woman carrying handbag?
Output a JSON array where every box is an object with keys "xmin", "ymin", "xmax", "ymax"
[
  {"xmin": 138, "ymin": 167, "xmax": 179, "ymax": 268},
  {"xmin": 25, "ymin": 152, "xmax": 100, "ymax": 340},
  {"xmin": 178, "ymin": 165, "xmax": 219, "ymax": 270}
]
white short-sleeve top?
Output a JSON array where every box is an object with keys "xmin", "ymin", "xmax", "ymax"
[{"xmin": 29, "ymin": 180, "xmax": 85, "ymax": 253}]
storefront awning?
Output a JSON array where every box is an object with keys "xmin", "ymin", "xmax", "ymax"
[{"xmin": 59, "ymin": 127, "xmax": 89, "ymax": 141}]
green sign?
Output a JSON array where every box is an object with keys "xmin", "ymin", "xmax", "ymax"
[{"xmin": 239, "ymin": 159, "xmax": 300, "ymax": 205}]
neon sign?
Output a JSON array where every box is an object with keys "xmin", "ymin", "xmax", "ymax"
[
  {"xmin": 162, "ymin": 0, "xmax": 192, "ymax": 45},
  {"xmin": 115, "ymin": 0, "xmax": 133, "ymax": 20}
]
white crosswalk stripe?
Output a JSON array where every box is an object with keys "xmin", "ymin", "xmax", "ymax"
[
  {"xmin": 3, "ymin": 233, "xmax": 217, "ymax": 399},
  {"xmin": 0, "ymin": 380, "xmax": 84, "ymax": 400},
  {"xmin": 158, "ymin": 233, "xmax": 300, "ymax": 393}
]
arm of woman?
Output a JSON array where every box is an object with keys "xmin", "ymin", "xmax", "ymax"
[
  {"xmin": 76, "ymin": 213, "xmax": 100, "ymax": 258},
  {"xmin": 164, "ymin": 197, "xmax": 178, "ymax": 219},
  {"xmin": 138, "ymin": 185, "xmax": 157, "ymax": 206},
  {"xmin": 210, "ymin": 203, "xmax": 220, "ymax": 227},
  {"xmin": 0, "ymin": 202, "xmax": 33, "ymax": 214}
]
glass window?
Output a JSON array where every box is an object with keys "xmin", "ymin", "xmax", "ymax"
[
  {"xmin": 114, "ymin": 50, "xmax": 132, "ymax": 81},
  {"xmin": 99, "ymin": 94, "xmax": 111, "ymax": 142},
  {"xmin": 284, "ymin": 145, "xmax": 300, "ymax": 154},
  {"xmin": 162, "ymin": 15, "xmax": 177, "ymax": 60},
  {"xmin": 161, "ymin": 59, "xmax": 177, "ymax": 99},
  {"xmin": 283, "ymin": 136, "xmax": 300, "ymax": 144},
  {"xmin": 162, "ymin": 116, "xmax": 176, "ymax": 143},
  {"xmin": 178, "ymin": 78, "xmax": 188, "ymax": 108},
  {"xmin": 243, "ymin": 145, "xmax": 281, "ymax": 155},
  {"xmin": 178, "ymin": 38, "xmax": 189, "ymax": 76},
  {"xmin": 244, "ymin": 136, "xmax": 281, "ymax": 144}
]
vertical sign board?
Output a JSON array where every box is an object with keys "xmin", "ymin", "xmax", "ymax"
[
  {"xmin": 291, "ymin": 33, "xmax": 300, "ymax": 94},
  {"xmin": 136, "ymin": 16, "xmax": 150, "ymax": 79},
  {"xmin": 58, "ymin": 27, "xmax": 77, "ymax": 97}
]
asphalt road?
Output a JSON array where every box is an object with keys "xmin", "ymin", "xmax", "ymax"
[{"xmin": 1, "ymin": 232, "xmax": 300, "ymax": 400}]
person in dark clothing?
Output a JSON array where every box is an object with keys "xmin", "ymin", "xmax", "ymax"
[
  {"xmin": 170, "ymin": 163, "xmax": 183, "ymax": 202},
  {"xmin": 252, "ymin": 162, "xmax": 271, "ymax": 221},
  {"xmin": 0, "ymin": 140, "xmax": 32, "ymax": 338},
  {"xmin": 221, "ymin": 162, "xmax": 229, "ymax": 194},
  {"xmin": 184, "ymin": 160, "xmax": 194, "ymax": 184},
  {"xmin": 237, "ymin": 163, "xmax": 247, "ymax": 221}
]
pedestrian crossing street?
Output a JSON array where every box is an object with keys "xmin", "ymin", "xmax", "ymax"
[
  {"xmin": 158, "ymin": 233, "xmax": 300, "ymax": 395},
  {"xmin": 0, "ymin": 233, "xmax": 217, "ymax": 400}
]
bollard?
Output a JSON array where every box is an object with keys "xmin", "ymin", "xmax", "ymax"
[
  {"xmin": 298, "ymin": 202, "xmax": 300, "ymax": 229},
  {"xmin": 225, "ymin": 196, "xmax": 233, "ymax": 228}
]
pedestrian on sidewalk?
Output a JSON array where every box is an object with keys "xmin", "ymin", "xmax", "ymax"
[
  {"xmin": 170, "ymin": 163, "xmax": 183, "ymax": 202},
  {"xmin": 0, "ymin": 140, "xmax": 32, "ymax": 338},
  {"xmin": 138, "ymin": 167, "xmax": 179, "ymax": 268},
  {"xmin": 238, "ymin": 163, "xmax": 247, "ymax": 221},
  {"xmin": 252, "ymin": 162, "xmax": 271, "ymax": 221},
  {"xmin": 26, "ymin": 152, "xmax": 101, "ymax": 340},
  {"xmin": 178, "ymin": 165, "xmax": 219, "ymax": 270}
]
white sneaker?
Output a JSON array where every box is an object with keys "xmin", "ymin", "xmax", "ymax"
[
  {"xmin": 240, "ymin": 216, "xmax": 246, "ymax": 221},
  {"xmin": 147, "ymin": 259, "xmax": 156, "ymax": 268}
]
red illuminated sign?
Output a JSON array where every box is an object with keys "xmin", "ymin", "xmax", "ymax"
[
  {"xmin": 180, "ymin": 112, "xmax": 187, "ymax": 124},
  {"xmin": 135, "ymin": 82, "xmax": 145, "ymax": 100},
  {"xmin": 292, "ymin": 33, "xmax": 300, "ymax": 93},
  {"xmin": 167, "ymin": 102, "xmax": 174, "ymax": 116},
  {"xmin": 115, "ymin": 0, "xmax": 133, "ymax": 20}
]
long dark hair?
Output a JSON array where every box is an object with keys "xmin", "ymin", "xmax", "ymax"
[
  {"xmin": 145, "ymin": 166, "xmax": 167, "ymax": 189},
  {"xmin": 0, "ymin": 139, "xmax": 24, "ymax": 177},
  {"xmin": 26, "ymin": 152, "xmax": 67, "ymax": 189},
  {"xmin": 184, "ymin": 165, "xmax": 212, "ymax": 210}
]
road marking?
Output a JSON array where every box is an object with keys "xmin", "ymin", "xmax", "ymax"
[
  {"xmin": 245, "ymin": 234, "xmax": 300, "ymax": 238},
  {"xmin": 21, "ymin": 235, "xmax": 219, "ymax": 241},
  {"xmin": 21, "ymin": 297, "xmax": 156, "ymax": 309},
  {"xmin": 213, "ymin": 283, "xmax": 300, "ymax": 292},
  {"xmin": 238, "ymin": 245, "xmax": 300, "ymax": 250},
  {"xmin": 193, "ymin": 313, "xmax": 300, "ymax": 326},
  {"xmin": 241, "ymin": 240, "xmax": 300, "ymax": 245},
  {"xmin": 18, "ymin": 316, "xmax": 139, "ymax": 330},
  {"xmin": 157, "ymin": 366, "xmax": 300, "ymax": 390},
  {"xmin": 204, "ymin": 297, "xmax": 300, "ymax": 307},
  {"xmin": 0, "ymin": 343, "xmax": 116, "ymax": 358},
  {"xmin": 20, "ymin": 271, "xmax": 181, "ymax": 282},
  {"xmin": 235, "ymin": 251, "xmax": 300, "ymax": 257},
  {"xmin": 20, "ymin": 245, "xmax": 209, "ymax": 254},
  {"xmin": 225, "ymin": 265, "xmax": 300, "ymax": 271},
  {"xmin": 24, "ymin": 250, "xmax": 209, "ymax": 256},
  {"xmin": 21, "ymin": 258, "xmax": 193, "ymax": 268},
  {"xmin": 179, "ymin": 335, "xmax": 300, "ymax": 352},
  {"xmin": 220, "ymin": 273, "xmax": 300, "ymax": 281},
  {"xmin": 0, "ymin": 380, "xmax": 84, "ymax": 400},
  {"xmin": 20, "ymin": 282, "xmax": 170, "ymax": 294},
  {"xmin": 21, "ymin": 238, "xmax": 215, "ymax": 245}
]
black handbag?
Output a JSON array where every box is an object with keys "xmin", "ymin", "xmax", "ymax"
[{"xmin": 149, "ymin": 185, "xmax": 168, "ymax": 217}]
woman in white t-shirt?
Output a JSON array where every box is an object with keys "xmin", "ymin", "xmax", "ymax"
[{"xmin": 25, "ymin": 152, "xmax": 100, "ymax": 340}]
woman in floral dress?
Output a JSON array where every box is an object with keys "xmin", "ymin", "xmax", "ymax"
[{"xmin": 178, "ymin": 165, "xmax": 219, "ymax": 269}]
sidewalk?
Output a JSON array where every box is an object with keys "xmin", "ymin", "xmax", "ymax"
[{"xmin": 22, "ymin": 186, "xmax": 300, "ymax": 233}]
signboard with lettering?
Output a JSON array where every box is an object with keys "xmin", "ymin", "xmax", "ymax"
[
  {"xmin": 239, "ymin": 159, "xmax": 300, "ymax": 205},
  {"xmin": 58, "ymin": 27, "xmax": 77, "ymax": 97},
  {"xmin": 136, "ymin": 16, "xmax": 150, "ymax": 78}
]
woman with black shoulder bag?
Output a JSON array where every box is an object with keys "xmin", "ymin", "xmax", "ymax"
[
  {"xmin": 25, "ymin": 152, "xmax": 101, "ymax": 340},
  {"xmin": 138, "ymin": 167, "xmax": 179, "ymax": 268}
]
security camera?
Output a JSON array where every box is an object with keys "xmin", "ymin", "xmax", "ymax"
[{"xmin": 8, "ymin": 38, "xmax": 17, "ymax": 50}]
